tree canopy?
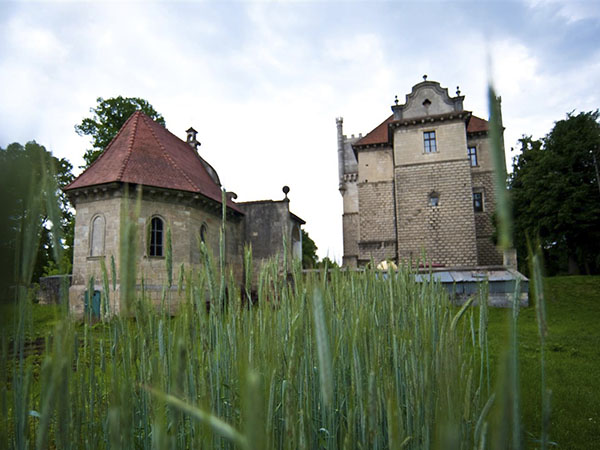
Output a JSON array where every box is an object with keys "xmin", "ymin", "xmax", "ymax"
[
  {"xmin": 301, "ymin": 229, "xmax": 318, "ymax": 269},
  {"xmin": 75, "ymin": 96, "xmax": 165, "ymax": 167},
  {"xmin": 0, "ymin": 141, "xmax": 74, "ymax": 300},
  {"xmin": 510, "ymin": 110, "xmax": 600, "ymax": 275}
]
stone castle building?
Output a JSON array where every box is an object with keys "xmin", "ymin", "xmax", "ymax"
[
  {"xmin": 64, "ymin": 111, "xmax": 303, "ymax": 316},
  {"xmin": 338, "ymin": 77, "xmax": 506, "ymax": 268}
]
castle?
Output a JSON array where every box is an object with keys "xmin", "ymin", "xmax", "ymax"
[
  {"xmin": 64, "ymin": 111, "xmax": 304, "ymax": 316},
  {"xmin": 338, "ymin": 77, "xmax": 509, "ymax": 268}
]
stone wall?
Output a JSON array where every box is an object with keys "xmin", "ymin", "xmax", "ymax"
[
  {"xmin": 38, "ymin": 275, "xmax": 72, "ymax": 304},
  {"xmin": 357, "ymin": 180, "xmax": 397, "ymax": 263},
  {"xmin": 69, "ymin": 192, "xmax": 123, "ymax": 315},
  {"xmin": 68, "ymin": 186, "xmax": 244, "ymax": 316},
  {"xmin": 357, "ymin": 148, "xmax": 394, "ymax": 183},
  {"xmin": 395, "ymin": 159, "xmax": 478, "ymax": 266},
  {"xmin": 393, "ymin": 120, "xmax": 468, "ymax": 166},
  {"xmin": 469, "ymin": 134, "xmax": 503, "ymax": 266},
  {"xmin": 471, "ymin": 171, "xmax": 503, "ymax": 265},
  {"xmin": 342, "ymin": 212, "xmax": 359, "ymax": 267},
  {"xmin": 237, "ymin": 200, "xmax": 301, "ymax": 272}
]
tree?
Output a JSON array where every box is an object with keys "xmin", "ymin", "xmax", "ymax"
[
  {"xmin": 75, "ymin": 96, "xmax": 165, "ymax": 167},
  {"xmin": 0, "ymin": 141, "xmax": 74, "ymax": 300},
  {"xmin": 510, "ymin": 111, "xmax": 600, "ymax": 275},
  {"xmin": 301, "ymin": 229, "xmax": 318, "ymax": 269},
  {"xmin": 317, "ymin": 256, "xmax": 340, "ymax": 269}
]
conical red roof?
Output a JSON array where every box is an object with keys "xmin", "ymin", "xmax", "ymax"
[{"xmin": 65, "ymin": 111, "xmax": 240, "ymax": 211}]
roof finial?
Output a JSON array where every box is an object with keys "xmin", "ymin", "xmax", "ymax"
[
  {"xmin": 282, "ymin": 185, "xmax": 290, "ymax": 200},
  {"xmin": 423, "ymin": 74, "xmax": 428, "ymax": 81},
  {"xmin": 456, "ymin": 86, "xmax": 461, "ymax": 96},
  {"xmin": 394, "ymin": 95, "xmax": 399, "ymax": 105}
]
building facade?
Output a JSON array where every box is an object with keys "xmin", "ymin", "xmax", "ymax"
[
  {"xmin": 64, "ymin": 111, "xmax": 303, "ymax": 316},
  {"xmin": 338, "ymin": 78, "xmax": 505, "ymax": 268}
]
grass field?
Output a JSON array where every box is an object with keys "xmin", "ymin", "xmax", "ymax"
[
  {"xmin": 2, "ymin": 273, "xmax": 598, "ymax": 449},
  {"xmin": 487, "ymin": 275, "xmax": 600, "ymax": 449},
  {"xmin": 1, "ymin": 266, "xmax": 494, "ymax": 449}
]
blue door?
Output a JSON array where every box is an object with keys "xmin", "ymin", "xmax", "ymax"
[{"xmin": 84, "ymin": 290, "xmax": 102, "ymax": 319}]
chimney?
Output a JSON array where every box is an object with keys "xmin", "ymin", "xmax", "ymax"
[{"xmin": 186, "ymin": 127, "xmax": 200, "ymax": 150}]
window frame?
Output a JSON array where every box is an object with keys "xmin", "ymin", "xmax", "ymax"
[
  {"xmin": 428, "ymin": 192, "xmax": 440, "ymax": 207},
  {"xmin": 149, "ymin": 216, "xmax": 165, "ymax": 257},
  {"xmin": 423, "ymin": 130, "xmax": 437, "ymax": 153},
  {"xmin": 200, "ymin": 222, "xmax": 208, "ymax": 244},
  {"xmin": 89, "ymin": 214, "xmax": 106, "ymax": 258},
  {"xmin": 473, "ymin": 191, "xmax": 484, "ymax": 213},
  {"xmin": 467, "ymin": 146, "xmax": 478, "ymax": 167}
]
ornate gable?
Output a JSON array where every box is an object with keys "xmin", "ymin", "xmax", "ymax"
[{"xmin": 392, "ymin": 77, "xmax": 464, "ymax": 120}]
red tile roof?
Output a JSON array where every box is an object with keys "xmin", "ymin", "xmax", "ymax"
[
  {"xmin": 467, "ymin": 115, "xmax": 489, "ymax": 133},
  {"xmin": 354, "ymin": 113, "xmax": 489, "ymax": 147},
  {"xmin": 65, "ymin": 111, "xmax": 240, "ymax": 212},
  {"xmin": 354, "ymin": 115, "xmax": 394, "ymax": 146}
]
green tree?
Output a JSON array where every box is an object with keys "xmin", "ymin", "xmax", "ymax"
[
  {"xmin": 75, "ymin": 96, "xmax": 165, "ymax": 167},
  {"xmin": 317, "ymin": 256, "xmax": 340, "ymax": 269},
  {"xmin": 510, "ymin": 111, "xmax": 600, "ymax": 275},
  {"xmin": 301, "ymin": 229, "xmax": 318, "ymax": 269},
  {"xmin": 0, "ymin": 141, "xmax": 74, "ymax": 300}
]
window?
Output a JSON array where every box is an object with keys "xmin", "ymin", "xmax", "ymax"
[
  {"xmin": 424, "ymin": 131, "xmax": 437, "ymax": 153},
  {"xmin": 291, "ymin": 224, "xmax": 302, "ymax": 261},
  {"xmin": 200, "ymin": 223, "xmax": 207, "ymax": 243},
  {"xmin": 429, "ymin": 192, "xmax": 440, "ymax": 207},
  {"xmin": 149, "ymin": 216, "xmax": 164, "ymax": 256},
  {"xmin": 468, "ymin": 146, "xmax": 478, "ymax": 166},
  {"xmin": 473, "ymin": 192, "xmax": 484, "ymax": 212},
  {"xmin": 90, "ymin": 215, "xmax": 105, "ymax": 256}
]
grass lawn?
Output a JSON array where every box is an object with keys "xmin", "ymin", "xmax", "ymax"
[{"xmin": 487, "ymin": 276, "xmax": 600, "ymax": 449}]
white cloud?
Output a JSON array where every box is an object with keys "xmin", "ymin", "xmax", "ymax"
[{"xmin": 526, "ymin": 0, "xmax": 600, "ymax": 23}]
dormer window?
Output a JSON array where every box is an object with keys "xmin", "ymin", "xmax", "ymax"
[{"xmin": 424, "ymin": 131, "xmax": 437, "ymax": 153}]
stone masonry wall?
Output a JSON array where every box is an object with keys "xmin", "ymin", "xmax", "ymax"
[
  {"xmin": 469, "ymin": 133, "xmax": 503, "ymax": 266},
  {"xmin": 69, "ymin": 188, "xmax": 244, "ymax": 316},
  {"xmin": 395, "ymin": 159, "xmax": 478, "ymax": 266},
  {"xmin": 341, "ymin": 179, "xmax": 359, "ymax": 266},
  {"xmin": 357, "ymin": 180, "xmax": 397, "ymax": 263},
  {"xmin": 471, "ymin": 170, "xmax": 503, "ymax": 265},
  {"xmin": 342, "ymin": 212, "xmax": 359, "ymax": 267}
]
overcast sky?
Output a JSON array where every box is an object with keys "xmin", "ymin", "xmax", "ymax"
[{"xmin": 1, "ymin": 0, "xmax": 599, "ymax": 261}]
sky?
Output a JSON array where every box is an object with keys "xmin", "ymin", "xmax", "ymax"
[{"xmin": 1, "ymin": 0, "xmax": 599, "ymax": 261}]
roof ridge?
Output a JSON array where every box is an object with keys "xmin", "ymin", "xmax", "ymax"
[
  {"xmin": 141, "ymin": 114, "xmax": 200, "ymax": 192},
  {"xmin": 117, "ymin": 111, "xmax": 140, "ymax": 181},
  {"xmin": 65, "ymin": 110, "xmax": 139, "ymax": 190}
]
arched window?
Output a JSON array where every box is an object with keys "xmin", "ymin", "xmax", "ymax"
[
  {"xmin": 90, "ymin": 215, "xmax": 105, "ymax": 256},
  {"xmin": 200, "ymin": 223, "xmax": 208, "ymax": 243},
  {"xmin": 149, "ymin": 216, "xmax": 164, "ymax": 257}
]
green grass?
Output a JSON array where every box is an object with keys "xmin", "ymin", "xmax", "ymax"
[
  {"xmin": 487, "ymin": 275, "xmax": 600, "ymax": 449},
  {"xmin": 3, "ymin": 275, "xmax": 597, "ymax": 448},
  {"xmin": 2, "ymin": 264, "xmax": 498, "ymax": 449}
]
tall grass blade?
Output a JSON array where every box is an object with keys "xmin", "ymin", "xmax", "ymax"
[
  {"xmin": 529, "ymin": 240, "xmax": 550, "ymax": 449},
  {"xmin": 145, "ymin": 386, "xmax": 249, "ymax": 449},
  {"xmin": 312, "ymin": 288, "xmax": 333, "ymax": 407},
  {"xmin": 488, "ymin": 86, "xmax": 513, "ymax": 249}
]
